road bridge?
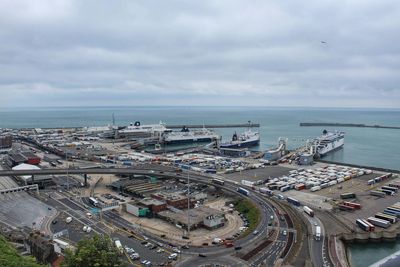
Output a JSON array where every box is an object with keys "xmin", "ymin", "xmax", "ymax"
[{"xmin": 0, "ymin": 168, "xmax": 178, "ymax": 187}]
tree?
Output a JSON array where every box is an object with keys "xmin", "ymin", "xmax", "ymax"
[
  {"xmin": 62, "ymin": 235, "xmax": 126, "ymax": 267},
  {"xmin": 0, "ymin": 235, "xmax": 45, "ymax": 267}
]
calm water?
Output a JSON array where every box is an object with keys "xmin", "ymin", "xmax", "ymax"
[
  {"xmin": 0, "ymin": 106, "xmax": 399, "ymax": 170},
  {"xmin": 1, "ymin": 106, "xmax": 399, "ymax": 266}
]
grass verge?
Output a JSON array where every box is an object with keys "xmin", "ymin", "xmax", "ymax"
[{"xmin": 234, "ymin": 198, "xmax": 261, "ymax": 236}]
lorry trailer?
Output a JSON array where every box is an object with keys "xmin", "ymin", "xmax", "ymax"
[
  {"xmin": 340, "ymin": 192, "xmax": 356, "ymax": 199},
  {"xmin": 303, "ymin": 206, "xmax": 314, "ymax": 217},
  {"xmin": 356, "ymin": 219, "xmax": 371, "ymax": 231},
  {"xmin": 375, "ymin": 212, "xmax": 397, "ymax": 224},
  {"xmin": 287, "ymin": 197, "xmax": 300, "ymax": 206},
  {"xmin": 237, "ymin": 187, "xmax": 250, "ymax": 196},
  {"xmin": 367, "ymin": 217, "xmax": 390, "ymax": 228}
]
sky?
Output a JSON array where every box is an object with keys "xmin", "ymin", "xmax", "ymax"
[{"xmin": 0, "ymin": 0, "xmax": 399, "ymax": 108}]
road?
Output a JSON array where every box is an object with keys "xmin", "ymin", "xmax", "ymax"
[
  {"xmin": 299, "ymin": 207, "xmax": 331, "ymax": 267},
  {"xmin": 0, "ymin": 166, "xmax": 292, "ymax": 266}
]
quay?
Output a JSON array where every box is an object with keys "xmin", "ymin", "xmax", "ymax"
[
  {"xmin": 166, "ymin": 123, "xmax": 260, "ymax": 129},
  {"xmin": 300, "ymin": 122, "xmax": 400, "ymax": 129}
]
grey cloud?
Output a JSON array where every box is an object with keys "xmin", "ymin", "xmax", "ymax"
[{"xmin": 0, "ymin": 0, "xmax": 399, "ymax": 108}]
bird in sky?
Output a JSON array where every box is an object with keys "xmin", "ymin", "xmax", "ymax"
[{"xmin": 321, "ymin": 41, "xmax": 327, "ymax": 44}]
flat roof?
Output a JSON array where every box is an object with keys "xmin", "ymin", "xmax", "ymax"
[{"xmin": 138, "ymin": 198, "xmax": 166, "ymax": 206}]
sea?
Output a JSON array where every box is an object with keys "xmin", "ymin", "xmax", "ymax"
[{"xmin": 0, "ymin": 106, "xmax": 399, "ymax": 266}]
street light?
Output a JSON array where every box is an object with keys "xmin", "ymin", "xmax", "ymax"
[{"xmin": 187, "ymin": 171, "xmax": 190, "ymax": 238}]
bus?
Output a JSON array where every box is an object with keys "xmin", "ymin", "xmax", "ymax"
[{"xmin": 89, "ymin": 197, "xmax": 99, "ymax": 207}]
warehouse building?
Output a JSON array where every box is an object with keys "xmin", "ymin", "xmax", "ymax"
[
  {"xmin": 6, "ymin": 151, "xmax": 41, "ymax": 167},
  {"xmin": 12, "ymin": 163, "xmax": 54, "ymax": 188},
  {"xmin": 125, "ymin": 202, "xmax": 150, "ymax": 217},
  {"xmin": 138, "ymin": 198, "xmax": 167, "ymax": 213},
  {"xmin": 151, "ymin": 192, "xmax": 196, "ymax": 209},
  {"xmin": 157, "ymin": 206, "xmax": 225, "ymax": 231},
  {"xmin": 0, "ymin": 135, "xmax": 12, "ymax": 149}
]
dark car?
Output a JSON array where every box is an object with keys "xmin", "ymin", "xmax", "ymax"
[
  {"xmin": 198, "ymin": 254, "xmax": 207, "ymax": 258},
  {"xmin": 234, "ymin": 246, "xmax": 242, "ymax": 250},
  {"xmin": 52, "ymin": 220, "xmax": 57, "ymax": 225}
]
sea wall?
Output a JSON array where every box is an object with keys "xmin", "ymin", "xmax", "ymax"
[{"xmin": 340, "ymin": 224, "xmax": 400, "ymax": 244}]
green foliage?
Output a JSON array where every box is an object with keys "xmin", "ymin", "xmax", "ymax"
[
  {"xmin": 62, "ymin": 234, "xmax": 126, "ymax": 267},
  {"xmin": 0, "ymin": 235, "xmax": 45, "ymax": 267},
  {"xmin": 234, "ymin": 198, "xmax": 261, "ymax": 235}
]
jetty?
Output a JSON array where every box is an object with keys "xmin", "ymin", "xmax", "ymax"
[
  {"xmin": 166, "ymin": 123, "xmax": 260, "ymax": 129},
  {"xmin": 299, "ymin": 122, "xmax": 400, "ymax": 130}
]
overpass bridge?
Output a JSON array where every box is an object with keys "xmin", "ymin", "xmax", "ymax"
[{"xmin": 0, "ymin": 168, "xmax": 180, "ymax": 186}]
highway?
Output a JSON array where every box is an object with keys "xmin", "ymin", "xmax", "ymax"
[
  {"xmin": 0, "ymin": 167, "xmax": 292, "ymax": 266},
  {"xmin": 298, "ymin": 207, "xmax": 331, "ymax": 267}
]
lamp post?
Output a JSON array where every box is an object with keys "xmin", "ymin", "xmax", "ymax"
[{"xmin": 187, "ymin": 171, "xmax": 190, "ymax": 238}]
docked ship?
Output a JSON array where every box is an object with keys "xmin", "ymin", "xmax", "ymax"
[
  {"xmin": 312, "ymin": 130, "xmax": 345, "ymax": 156},
  {"xmin": 162, "ymin": 126, "xmax": 220, "ymax": 144},
  {"xmin": 118, "ymin": 121, "xmax": 171, "ymax": 139},
  {"xmin": 220, "ymin": 130, "xmax": 260, "ymax": 149}
]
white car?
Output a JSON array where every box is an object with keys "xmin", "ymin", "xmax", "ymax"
[
  {"xmin": 172, "ymin": 248, "xmax": 181, "ymax": 253},
  {"xmin": 130, "ymin": 253, "xmax": 140, "ymax": 260},
  {"xmin": 156, "ymin": 248, "xmax": 164, "ymax": 253},
  {"xmin": 283, "ymin": 230, "xmax": 287, "ymax": 236},
  {"xmin": 168, "ymin": 253, "xmax": 178, "ymax": 260}
]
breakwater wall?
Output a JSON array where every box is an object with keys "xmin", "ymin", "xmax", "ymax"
[
  {"xmin": 166, "ymin": 123, "xmax": 260, "ymax": 128},
  {"xmin": 18, "ymin": 122, "xmax": 260, "ymax": 131},
  {"xmin": 300, "ymin": 122, "xmax": 400, "ymax": 130}
]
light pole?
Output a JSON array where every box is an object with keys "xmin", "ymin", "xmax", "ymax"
[
  {"xmin": 66, "ymin": 151, "xmax": 69, "ymax": 191},
  {"xmin": 187, "ymin": 171, "xmax": 190, "ymax": 238}
]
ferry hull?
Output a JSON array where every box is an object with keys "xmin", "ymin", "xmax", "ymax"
[
  {"xmin": 164, "ymin": 137, "xmax": 217, "ymax": 144},
  {"xmin": 220, "ymin": 139, "xmax": 260, "ymax": 149}
]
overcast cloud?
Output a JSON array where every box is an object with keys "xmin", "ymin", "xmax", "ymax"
[{"xmin": 0, "ymin": 0, "xmax": 399, "ymax": 108}]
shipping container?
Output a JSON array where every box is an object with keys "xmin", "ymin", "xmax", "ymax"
[
  {"xmin": 370, "ymin": 190, "xmax": 386, "ymax": 198},
  {"xmin": 367, "ymin": 217, "xmax": 390, "ymax": 228},
  {"xmin": 340, "ymin": 193, "xmax": 356, "ymax": 199},
  {"xmin": 375, "ymin": 213, "xmax": 396, "ymax": 224},
  {"xmin": 303, "ymin": 206, "xmax": 314, "ymax": 217}
]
